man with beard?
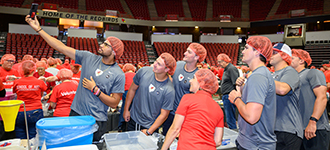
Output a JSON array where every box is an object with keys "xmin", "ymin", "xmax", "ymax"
[{"xmin": 25, "ymin": 15, "xmax": 125, "ymax": 142}]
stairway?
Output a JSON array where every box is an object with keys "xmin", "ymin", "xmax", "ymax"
[{"xmin": 144, "ymin": 42, "xmax": 157, "ymax": 64}]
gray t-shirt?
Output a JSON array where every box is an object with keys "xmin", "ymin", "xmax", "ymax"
[
  {"xmin": 221, "ymin": 63, "xmax": 239, "ymax": 95},
  {"xmin": 298, "ymin": 69, "xmax": 330, "ymax": 131},
  {"xmin": 237, "ymin": 66, "xmax": 277, "ymax": 150},
  {"xmin": 130, "ymin": 67, "xmax": 175, "ymax": 128},
  {"xmin": 171, "ymin": 61, "xmax": 198, "ymax": 115},
  {"xmin": 272, "ymin": 66, "xmax": 303, "ymax": 138},
  {"xmin": 70, "ymin": 50, "xmax": 125, "ymax": 121}
]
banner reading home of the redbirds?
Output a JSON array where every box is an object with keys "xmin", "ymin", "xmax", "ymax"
[{"xmin": 40, "ymin": 10, "xmax": 120, "ymax": 23}]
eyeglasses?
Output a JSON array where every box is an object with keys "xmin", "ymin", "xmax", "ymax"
[
  {"xmin": 273, "ymin": 50, "xmax": 279, "ymax": 55},
  {"xmin": 101, "ymin": 42, "xmax": 112, "ymax": 48},
  {"xmin": 6, "ymin": 60, "xmax": 15, "ymax": 63}
]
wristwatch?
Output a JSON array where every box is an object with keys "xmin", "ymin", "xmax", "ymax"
[{"xmin": 310, "ymin": 116, "xmax": 318, "ymax": 122}]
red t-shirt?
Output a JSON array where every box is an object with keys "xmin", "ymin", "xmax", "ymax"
[
  {"xmin": 124, "ymin": 72, "xmax": 136, "ymax": 91},
  {"xmin": 0, "ymin": 80, "xmax": 4, "ymax": 91},
  {"xmin": 49, "ymin": 81, "xmax": 78, "ymax": 117},
  {"xmin": 71, "ymin": 71, "xmax": 81, "ymax": 85},
  {"xmin": 324, "ymin": 71, "xmax": 330, "ymax": 93},
  {"xmin": 176, "ymin": 90, "xmax": 224, "ymax": 150},
  {"xmin": 33, "ymin": 71, "xmax": 56, "ymax": 93},
  {"xmin": 0, "ymin": 67, "xmax": 20, "ymax": 89},
  {"xmin": 13, "ymin": 76, "xmax": 48, "ymax": 111}
]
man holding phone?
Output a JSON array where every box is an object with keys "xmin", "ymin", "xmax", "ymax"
[{"xmin": 25, "ymin": 14, "xmax": 125, "ymax": 142}]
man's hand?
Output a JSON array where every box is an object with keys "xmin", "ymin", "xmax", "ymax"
[
  {"xmin": 235, "ymin": 77, "xmax": 245, "ymax": 86},
  {"xmin": 304, "ymin": 120, "xmax": 317, "ymax": 140},
  {"xmin": 25, "ymin": 15, "xmax": 41, "ymax": 31},
  {"xmin": 141, "ymin": 129, "xmax": 149, "ymax": 136},
  {"xmin": 82, "ymin": 76, "xmax": 96, "ymax": 91},
  {"xmin": 229, "ymin": 85, "xmax": 242, "ymax": 104},
  {"xmin": 123, "ymin": 110, "xmax": 131, "ymax": 122}
]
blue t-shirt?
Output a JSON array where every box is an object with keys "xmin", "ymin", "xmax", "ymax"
[
  {"xmin": 298, "ymin": 69, "xmax": 330, "ymax": 131},
  {"xmin": 130, "ymin": 67, "xmax": 175, "ymax": 128},
  {"xmin": 237, "ymin": 66, "xmax": 277, "ymax": 150},
  {"xmin": 171, "ymin": 61, "xmax": 198, "ymax": 115},
  {"xmin": 272, "ymin": 66, "xmax": 303, "ymax": 139},
  {"xmin": 70, "ymin": 50, "xmax": 125, "ymax": 121}
]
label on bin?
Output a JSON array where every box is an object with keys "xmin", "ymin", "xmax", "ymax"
[{"xmin": 221, "ymin": 139, "xmax": 230, "ymax": 146}]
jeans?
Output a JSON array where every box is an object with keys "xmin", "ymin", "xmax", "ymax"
[
  {"xmin": 222, "ymin": 94, "xmax": 237, "ymax": 129},
  {"xmin": 118, "ymin": 90, "xmax": 128, "ymax": 130},
  {"xmin": 15, "ymin": 109, "xmax": 43, "ymax": 139}
]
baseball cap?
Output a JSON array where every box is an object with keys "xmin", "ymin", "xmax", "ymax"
[{"xmin": 273, "ymin": 43, "xmax": 292, "ymax": 57}]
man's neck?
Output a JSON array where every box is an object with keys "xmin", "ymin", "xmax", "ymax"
[
  {"xmin": 155, "ymin": 72, "xmax": 168, "ymax": 82},
  {"xmin": 248, "ymin": 59, "xmax": 265, "ymax": 71},
  {"xmin": 295, "ymin": 65, "xmax": 305, "ymax": 73},
  {"xmin": 274, "ymin": 61, "xmax": 288, "ymax": 71},
  {"xmin": 102, "ymin": 57, "xmax": 115, "ymax": 65},
  {"xmin": 185, "ymin": 62, "xmax": 197, "ymax": 72}
]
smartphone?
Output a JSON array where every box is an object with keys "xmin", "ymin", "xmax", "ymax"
[{"xmin": 29, "ymin": 3, "xmax": 38, "ymax": 20}]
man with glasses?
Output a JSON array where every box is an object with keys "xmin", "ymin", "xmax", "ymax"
[
  {"xmin": 0, "ymin": 54, "xmax": 20, "ymax": 89},
  {"xmin": 25, "ymin": 15, "xmax": 125, "ymax": 142},
  {"xmin": 162, "ymin": 43, "xmax": 207, "ymax": 136},
  {"xmin": 217, "ymin": 53, "xmax": 239, "ymax": 129},
  {"xmin": 270, "ymin": 43, "xmax": 303, "ymax": 150}
]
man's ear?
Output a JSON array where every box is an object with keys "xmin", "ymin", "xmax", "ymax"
[
  {"xmin": 194, "ymin": 55, "xmax": 200, "ymax": 61},
  {"xmin": 165, "ymin": 68, "xmax": 170, "ymax": 73}
]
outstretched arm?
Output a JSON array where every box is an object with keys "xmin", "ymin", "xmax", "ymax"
[{"xmin": 25, "ymin": 15, "xmax": 76, "ymax": 60}]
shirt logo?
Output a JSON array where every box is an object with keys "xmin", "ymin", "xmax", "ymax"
[
  {"xmin": 178, "ymin": 74, "xmax": 184, "ymax": 81},
  {"xmin": 149, "ymin": 84, "xmax": 156, "ymax": 92}
]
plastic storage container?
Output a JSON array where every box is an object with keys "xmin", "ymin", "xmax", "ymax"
[
  {"xmin": 36, "ymin": 116, "xmax": 97, "ymax": 149},
  {"xmin": 217, "ymin": 127, "xmax": 238, "ymax": 149},
  {"xmin": 104, "ymin": 131, "xmax": 158, "ymax": 150}
]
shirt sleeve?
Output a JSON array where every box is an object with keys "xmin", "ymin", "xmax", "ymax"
[
  {"xmin": 309, "ymin": 69, "xmax": 327, "ymax": 89},
  {"xmin": 39, "ymin": 80, "xmax": 48, "ymax": 91},
  {"xmin": 0, "ymin": 80, "xmax": 4, "ymax": 91},
  {"xmin": 229, "ymin": 67, "xmax": 239, "ymax": 86},
  {"xmin": 216, "ymin": 114, "xmax": 224, "ymax": 128},
  {"xmin": 279, "ymin": 68, "xmax": 300, "ymax": 93},
  {"xmin": 133, "ymin": 67, "xmax": 146, "ymax": 86},
  {"xmin": 74, "ymin": 50, "xmax": 93, "ymax": 65}
]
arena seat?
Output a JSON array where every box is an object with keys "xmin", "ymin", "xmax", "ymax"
[
  {"xmin": 213, "ymin": 0, "xmax": 241, "ymax": 18},
  {"xmin": 33, "ymin": 0, "xmax": 78, "ymax": 9},
  {"xmin": 153, "ymin": 0, "xmax": 185, "ymax": 17},
  {"xmin": 125, "ymin": 0, "xmax": 150, "ymax": 20},
  {"xmin": 250, "ymin": 0, "xmax": 276, "ymax": 21},
  {"xmin": 187, "ymin": 0, "xmax": 207, "ymax": 21},
  {"xmin": 85, "ymin": 0, "xmax": 125, "ymax": 14},
  {"xmin": 276, "ymin": 0, "xmax": 324, "ymax": 15},
  {"xmin": 0, "ymin": 0, "xmax": 24, "ymax": 7}
]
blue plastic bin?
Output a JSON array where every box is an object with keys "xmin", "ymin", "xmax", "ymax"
[{"xmin": 36, "ymin": 116, "xmax": 96, "ymax": 149}]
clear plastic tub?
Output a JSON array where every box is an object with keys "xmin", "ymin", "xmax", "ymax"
[
  {"xmin": 104, "ymin": 131, "xmax": 158, "ymax": 150},
  {"xmin": 217, "ymin": 127, "xmax": 238, "ymax": 149}
]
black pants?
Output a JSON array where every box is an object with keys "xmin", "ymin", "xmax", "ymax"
[
  {"xmin": 300, "ymin": 130, "xmax": 330, "ymax": 150},
  {"xmin": 0, "ymin": 121, "xmax": 16, "ymax": 141},
  {"xmin": 162, "ymin": 113, "xmax": 174, "ymax": 136},
  {"xmin": 276, "ymin": 131, "xmax": 302, "ymax": 150},
  {"xmin": 69, "ymin": 110, "xmax": 107, "ymax": 142}
]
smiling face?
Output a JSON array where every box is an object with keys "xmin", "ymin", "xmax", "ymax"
[{"xmin": 98, "ymin": 40, "xmax": 113, "ymax": 57}]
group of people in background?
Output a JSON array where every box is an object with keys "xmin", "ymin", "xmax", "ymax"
[{"xmin": 0, "ymin": 15, "xmax": 329, "ymax": 150}]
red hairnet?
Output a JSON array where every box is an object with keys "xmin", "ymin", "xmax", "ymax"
[
  {"xmin": 33, "ymin": 58, "xmax": 38, "ymax": 63},
  {"xmin": 0, "ymin": 54, "xmax": 15, "ymax": 64},
  {"xmin": 70, "ymin": 59, "xmax": 80, "ymax": 67},
  {"xmin": 106, "ymin": 36, "xmax": 124, "ymax": 60},
  {"xmin": 56, "ymin": 68, "xmax": 73, "ymax": 80},
  {"xmin": 21, "ymin": 60, "xmax": 36, "ymax": 76},
  {"xmin": 123, "ymin": 63, "xmax": 136, "ymax": 72},
  {"xmin": 36, "ymin": 61, "xmax": 47, "ymax": 69},
  {"xmin": 246, "ymin": 36, "xmax": 273, "ymax": 61},
  {"xmin": 217, "ymin": 53, "xmax": 231, "ymax": 63},
  {"xmin": 47, "ymin": 57, "xmax": 56, "ymax": 66},
  {"xmin": 292, "ymin": 49, "xmax": 312, "ymax": 66},
  {"xmin": 160, "ymin": 53, "xmax": 177, "ymax": 76},
  {"xmin": 277, "ymin": 51, "xmax": 292, "ymax": 65},
  {"xmin": 195, "ymin": 69, "xmax": 219, "ymax": 94},
  {"xmin": 189, "ymin": 43, "xmax": 207, "ymax": 62},
  {"xmin": 22, "ymin": 55, "xmax": 33, "ymax": 61}
]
